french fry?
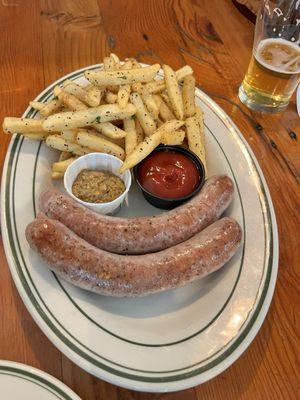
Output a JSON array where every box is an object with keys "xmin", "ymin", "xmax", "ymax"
[
  {"xmin": 119, "ymin": 131, "xmax": 162, "ymax": 173},
  {"xmin": 62, "ymin": 80, "xmax": 89, "ymax": 102},
  {"xmin": 160, "ymin": 91, "xmax": 173, "ymax": 109},
  {"xmin": 52, "ymin": 156, "xmax": 77, "ymax": 173},
  {"xmin": 157, "ymin": 118, "xmax": 164, "ymax": 127},
  {"xmin": 129, "ymin": 58, "xmax": 141, "ymax": 68},
  {"xmin": 130, "ymin": 92, "xmax": 156, "ymax": 136},
  {"xmin": 195, "ymin": 106, "xmax": 206, "ymax": 169},
  {"xmin": 123, "ymin": 116, "xmax": 137, "ymax": 155},
  {"xmin": 3, "ymin": 117, "xmax": 44, "ymax": 134},
  {"xmin": 163, "ymin": 64, "xmax": 184, "ymax": 120},
  {"xmin": 85, "ymin": 64, "xmax": 160, "ymax": 86},
  {"xmin": 62, "ymin": 80, "xmax": 101, "ymax": 107},
  {"xmin": 131, "ymin": 82, "xmax": 143, "ymax": 93},
  {"xmin": 141, "ymin": 88, "xmax": 159, "ymax": 120},
  {"xmin": 51, "ymin": 171, "xmax": 64, "ymax": 180},
  {"xmin": 94, "ymin": 121, "xmax": 127, "ymax": 139},
  {"xmin": 135, "ymin": 119, "xmax": 144, "ymax": 144},
  {"xmin": 176, "ymin": 65, "xmax": 193, "ymax": 81},
  {"xmin": 145, "ymin": 80, "xmax": 165, "ymax": 94},
  {"xmin": 182, "ymin": 75, "xmax": 196, "ymax": 118},
  {"xmin": 117, "ymin": 84, "xmax": 131, "ymax": 108},
  {"xmin": 85, "ymin": 85, "xmax": 102, "ymax": 107},
  {"xmin": 185, "ymin": 113, "xmax": 206, "ymax": 170},
  {"xmin": 76, "ymin": 131, "xmax": 125, "ymax": 160},
  {"xmin": 161, "ymin": 129, "xmax": 185, "ymax": 146},
  {"xmin": 61, "ymin": 129, "xmax": 78, "ymax": 142},
  {"xmin": 144, "ymin": 66, "xmax": 193, "ymax": 94},
  {"xmin": 53, "ymin": 86, "xmax": 87, "ymax": 111},
  {"xmin": 121, "ymin": 60, "xmax": 133, "ymax": 70},
  {"xmin": 119, "ymin": 120, "xmax": 185, "ymax": 173},
  {"xmin": 29, "ymin": 101, "xmax": 44, "ymax": 111},
  {"xmin": 110, "ymin": 53, "xmax": 120, "ymax": 65},
  {"xmin": 81, "ymin": 128, "xmax": 125, "ymax": 148},
  {"xmin": 59, "ymin": 151, "xmax": 72, "ymax": 162},
  {"xmin": 103, "ymin": 56, "xmax": 116, "ymax": 71},
  {"xmin": 153, "ymin": 94, "xmax": 175, "ymax": 122},
  {"xmin": 39, "ymin": 98, "xmax": 62, "ymax": 117},
  {"xmin": 43, "ymin": 104, "xmax": 136, "ymax": 131},
  {"xmin": 46, "ymin": 135, "xmax": 91, "ymax": 156},
  {"xmin": 23, "ymin": 132, "xmax": 49, "ymax": 140},
  {"xmin": 105, "ymin": 91, "xmax": 118, "ymax": 104}
]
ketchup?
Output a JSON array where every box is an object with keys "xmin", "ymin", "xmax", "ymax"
[{"xmin": 137, "ymin": 150, "xmax": 201, "ymax": 199}]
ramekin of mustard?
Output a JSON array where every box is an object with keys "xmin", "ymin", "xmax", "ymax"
[{"xmin": 64, "ymin": 153, "xmax": 131, "ymax": 215}]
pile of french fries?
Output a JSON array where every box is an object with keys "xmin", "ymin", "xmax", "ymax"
[{"xmin": 2, "ymin": 53, "xmax": 206, "ymax": 179}]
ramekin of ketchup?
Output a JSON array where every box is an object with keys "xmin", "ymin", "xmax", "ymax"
[{"xmin": 135, "ymin": 145, "xmax": 205, "ymax": 209}]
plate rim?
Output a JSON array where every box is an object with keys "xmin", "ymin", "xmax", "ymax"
[
  {"xmin": 0, "ymin": 360, "xmax": 81, "ymax": 399},
  {"xmin": 1, "ymin": 64, "xmax": 279, "ymax": 392}
]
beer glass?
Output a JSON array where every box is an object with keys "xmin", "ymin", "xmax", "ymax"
[{"xmin": 239, "ymin": 0, "xmax": 300, "ymax": 113}]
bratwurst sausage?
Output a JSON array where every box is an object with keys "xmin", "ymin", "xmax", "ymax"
[
  {"xmin": 39, "ymin": 175, "xmax": 234, "ymax": 254},
  {"xmin": 26, "ymin": 216, "xmax": 242, "ymax": 297}
]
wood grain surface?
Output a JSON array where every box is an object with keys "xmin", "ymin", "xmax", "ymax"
[{"xmin": 0, "ymin": 1, "xmax": 299, "ymax": 399}]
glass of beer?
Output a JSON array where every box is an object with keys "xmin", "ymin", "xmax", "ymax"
[{"xmin": 239, "ymin": 0, "xmax": 300, "ymax": 113}]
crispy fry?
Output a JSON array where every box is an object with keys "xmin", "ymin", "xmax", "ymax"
[
  {"xmin": 51, "ymin": 171, "xmax": 64, "ymax": 180},
  {"xmin": 39, "ymin": 98, "xmax": 62, "ymax": 117},
  {"xmin": 129, "ymin": 58, "xmax": 141, "ymax": 68},
  {"xmin": 123, "ymin": 116, "xmax": 137, "ymax": 155},
  {"xmin": 130, "ymin": 92, "xmax": 156, "ymax": 136},
  {"xmin": 85, "ymin": 64, "xmax": 160, "ymax": 86},
  {"xmin": 176, "ymin": 65, "xmax": 193, "ymax": 81},
  {"xmin": 103, "ymin": 56, "xmax": 116, "ymax": 71},
  {"xmin": 131, "ymin": 82, "xmax": 143, "ymax": 93},
  {"xmin": 61, "ymin": 129, "xmax": 78, "ymax": 142},
  {"xmin": 117, "ymin": 84, "xmax": 131, "ymax": 108},
  {"xmin": 46, "ymin": 135, "xmax": 91, "ymax": 155},
  {"xmin": 53, "ymin": 86, "xmax": 87, "ymax": 111},
  {"xmin": 110, "ymin": 53, "xmax": 120, "ymax": 65},
  {"xmin": 23, "ymin": 132, "xmax": 49, "ymax": 140},
  {"xmin": 145, "ymin": 80, "xmax": 165, "ymax": 94},
  {"xmin": 43, "ymin": 104, "xmax": 136, "ymax": 131},
  {"xmin": 119, "ymin": 120, "xmax": 185, "ymax": 172},
  {"xmin": 119, "ymin": 131, "xmax": 162, "ymax": 173},
  {"xmin": 153, "ymin": 94, "xmax": 175, "ymax": 122},
  {"xmin": 29, "ymin": 101, "xmax": 44, "ymax": 111},
  {"xmin": 182, "ymin": 75, "xmax": 196, "ymax": 118},
  {"xmin": 81, "ymin": 128, "xmax": 125, "ymax": 148},
  {"xmin": 76, "ymin": 131, "xmax": 125, "ymax": 160},
  {"xmin": 141, "ymin": 88, "xmax": 159, "ymax": 120},
  {"xmin": 121, "ymin": 60, "xmax": 133, "ymax": 70},
  {"xmin": 161, "ymin": 129, "xmax": 185, "ymax": 145},
  {"xmin": 94, "ymin": 121, "xmax": 127, "ymax": 139},
  {"xmin": 62, "ymin": 80, "xmax": 101, "ymax": 108},
  {"xmin": 163, "ymin": 64, "xmax": 184, "ymax": 120},
  {"xmin": 160, "ymin": 92, "xmax": 173, "ymax": 109},
  {"xmin": 52, "ymin": 156, "xmax": 77, "ymax": 173},
  {"xmin": 58, "ymin": 151, "xmax": 72, "ymax": 162},
  {"xmin": 135, "ymin": 119, "xmax": 144, "ymax": 144},
  {"xmin": 105, "ymin": 91, "xmax": 118, "ymax": 104},
  {"xmin": 185, "ymin": 113, "xmax": 206, "ymax": 169},
  {"xmin": 195, "ymin": 106, "xmax": 206, "ymax": 169},
  {"xmin": 85, "ymin": 85, "xmax": 102, "ymax": 106},
  {"xmin": 3, "ymin": 117, "xmax": 44, "ymax": 134}
]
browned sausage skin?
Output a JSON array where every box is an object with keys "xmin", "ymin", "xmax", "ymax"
[
  {"xmin": 39, "ymin": 175, "xmax": 234, "ymax": 254},
  {"xmin": 26, "ymin": 216, "xmax": 242, "ymax": 297}
]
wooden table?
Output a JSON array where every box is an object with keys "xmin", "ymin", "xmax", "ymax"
[{"xmin": 0, "ymin": 1, "xmax": 299, "ymax": 399}]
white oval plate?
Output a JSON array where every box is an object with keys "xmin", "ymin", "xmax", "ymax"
[
  {"xmin": 1, "ymin": 64, "xmax": 278, "ymax": 393},
  {"xmin": 0, "ymin": 360, "xmax": 80, "ymax": 400}
]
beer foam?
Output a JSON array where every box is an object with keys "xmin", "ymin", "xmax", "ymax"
[{"xmin": 255, "ymin": 38, "xmax": 300, "ymax": 74}]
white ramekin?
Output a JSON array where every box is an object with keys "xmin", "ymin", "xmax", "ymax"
[{"xmin": 64, "ymin": 153, "xmax": 131, "ymax": 215}]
